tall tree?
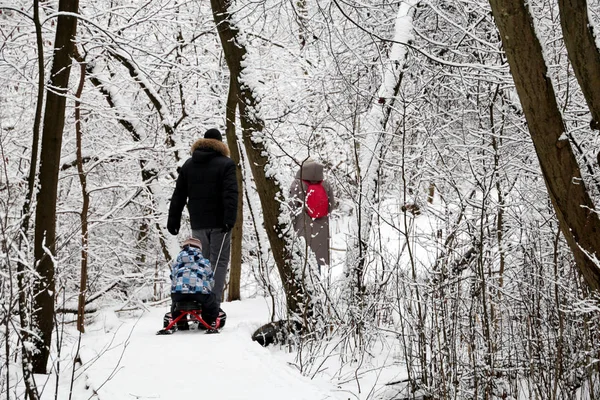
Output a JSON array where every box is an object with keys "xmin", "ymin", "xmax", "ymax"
[
  {"xmin": 557, "ymin": 0, "xmax": 600, "ymax": 130},
  {"xmin": 32, "ymin": 0, "xmax": 79, "ymax": 373},
  {"xmin": 210, "ymin": 0, "xmax": 314, "ymax": 317},
  {"xmin": 345, "ymin": 0, "xmax": 416, "ymax": 301},
  {"xmin": 74, "ymin": 54, "xmax": 88, "ymax": 333},
  {"xmin": 488, "ymin": 0, "xmax": 600, "ymax": 291},
  {"xmin": 15, "ymin": 0, "xmax": 45, "ymax": 396},
  {"xmin": 225, "ymin": 74, "xmax": 243, "ymax": 302}
]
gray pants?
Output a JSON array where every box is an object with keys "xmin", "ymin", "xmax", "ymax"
[{"xmin": 192, "ymin": 228, "xmax": 231, "ymax": 306}]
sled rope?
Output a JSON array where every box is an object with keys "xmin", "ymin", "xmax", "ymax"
[{"xmin": 212, "ymin": 231, "xmax": 228, "ymax": 276}]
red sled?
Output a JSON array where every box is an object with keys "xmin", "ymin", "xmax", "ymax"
[{"xmin": 157, "ymin": 301, "xmax": 226, "ymax": 335}]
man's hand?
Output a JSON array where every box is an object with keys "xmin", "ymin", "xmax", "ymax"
[{"xmin": 167, "ymin": 218, "xmax": 180, "ymax": 235}]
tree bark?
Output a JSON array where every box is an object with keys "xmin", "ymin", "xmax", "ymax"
[
  {"xmin": 225, "ymin": 74, "xmax": 243, "ymax": 302},
  {"xmin": 211, "ymin": 0, "xmax": 309, "ymax": 315},
  {"xmin": 20, "ymin": 0, "xmax": 45, "ymax": 236},
  {"xmin": 74, "ymin": 56, "xmax": 88, "ymax": 333},
  {"xmin": 557, "ymin": 0, "xmax": 600, "ymax": 130},
  {"xmin": 32, "ymin": 0, "xmax": 79, "ymax": 373},
  {"xmin": 16, "ymin": 0, "xmax": 45, "ymax": 396},
  {"xmin": 489, "ymin": 0, "xmax": 600, "ymax": 291}
]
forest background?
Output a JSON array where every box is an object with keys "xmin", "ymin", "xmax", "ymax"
[{"xmin": 2, "ymin": 0, "xmax": 600, "ymax": 399}]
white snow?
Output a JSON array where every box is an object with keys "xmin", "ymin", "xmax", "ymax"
[{"xmin": 35, "ymin": 298, "xmax": 346, "ymax": 400}]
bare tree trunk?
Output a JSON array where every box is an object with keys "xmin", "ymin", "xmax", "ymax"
[
  {"xmin": 558, "ymin": 0, "xmax": 600, "ymax": 130},
  {"xmin": 488, "ymin": 0, "xmax": 600, "ymax": 291},
  {"xmin": 74, "ymin": 56, "xmax": 88, "ymax": 333},
  {"xmin": 225, "ymin": 74, "xmax": 243, "ymax": 302},
  {"xmin": 347, "ymin": 1, "xmax": 415, "ymax": 306},
  {"xmin": 211, "ymin": 0, "xmax": 309, "ymax": 315},
  {"xmin": 16, "ymin": 0, "xmax": 45, "ymax": 395},
  {"xmin": 32, "ymin": 0, "xmax": 79, "ymax": 373},
  {"xmin": 20, "ymin": 0, "xmax": 45, "ymax": 236},
  {"xmin": 295, "ymin": 0, "xmax": 309, "ymax": 49}
]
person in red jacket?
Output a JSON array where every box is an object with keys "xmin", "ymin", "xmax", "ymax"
[
  {"xmin": 289, "ymin": 159, "xmax": 336, "ymax": 273},
  {"xmin": 167, "ymin": 128, "xmax": 238, "ymax": 309}
]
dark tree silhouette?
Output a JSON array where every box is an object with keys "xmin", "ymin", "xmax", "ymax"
[{"xmin": 32, "ymin": 0, "xmax": 80, "ymax": 373}]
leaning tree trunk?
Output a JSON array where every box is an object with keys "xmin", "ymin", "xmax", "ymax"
[
  {"xmin": 489, "ymin": 0, "xmax": 600, "ymax": 291},
  {"xmin": 557, "ymin": 0, "xmax": 600, "ymax": 131},
  {"xmin": 210, "ymin": 0, "xmax": 309, "ymax": 316},
  {"xmin": 92, "ymin": 49, "xmax": 187, "ymax": 264},
  {"xmin": 32, "ymin": 0, "xmax": 79, "ymax": 374}
]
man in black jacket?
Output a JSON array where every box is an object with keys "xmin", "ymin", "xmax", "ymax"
[{"xmin": 167, "ymin": 128, "xmax": 238, "ymax": 306}]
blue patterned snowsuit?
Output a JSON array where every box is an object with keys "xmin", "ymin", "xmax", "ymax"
[{"xmin": 170, "ymin": 245, "xmax": 219, "ymax": 326}]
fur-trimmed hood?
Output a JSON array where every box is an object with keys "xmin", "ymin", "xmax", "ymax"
[
  {"xmin": 170, "ymin": 136, "xmax": 238, "ymax": 231},
  {"xmin": 190, "ymin": 138, "xmax": 230, "ymax": 158}
]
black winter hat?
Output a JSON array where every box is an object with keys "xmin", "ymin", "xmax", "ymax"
[{"xmin": 204, "ymin": 128, "xmax": 222, "ymax": 141}]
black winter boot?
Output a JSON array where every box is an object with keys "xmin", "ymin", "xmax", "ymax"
[{"xmin": 205, "ymin": 320, "xmax": 220, "ymax": 334}]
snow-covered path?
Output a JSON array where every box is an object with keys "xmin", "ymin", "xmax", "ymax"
[{"xmin": 38, "ymin": 299, "xmax": 344, "ymax": 400}]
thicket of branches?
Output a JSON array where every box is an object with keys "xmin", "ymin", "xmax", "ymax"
[{"xmin": 1, "ymin": 0, "xmax": 600, "ymax": 399}]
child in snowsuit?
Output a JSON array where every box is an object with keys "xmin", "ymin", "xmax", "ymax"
[{"xmin": 170, "ymin": 237, "xmax": 220, "ymax": 332}]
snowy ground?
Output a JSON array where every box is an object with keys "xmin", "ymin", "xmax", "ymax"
[
  {"xmin": 26, "ymin": 213, "xmax": 410, "ymax": 400},
  {"xmin": 34, "ymin": 298, "xmax": 347, "ymax": 400}
]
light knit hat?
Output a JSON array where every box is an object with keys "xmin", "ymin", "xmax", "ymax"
[{"xmin": 181, "ymin": 237, "xmax": 202, "ymax": 250}]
